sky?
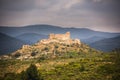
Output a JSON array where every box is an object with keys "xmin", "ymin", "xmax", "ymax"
[{"xmin": 0, "ymin": 0, "xmax": 120, "ymax": 32}]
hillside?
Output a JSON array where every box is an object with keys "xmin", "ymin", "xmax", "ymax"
[
  {"xmin": 11, "ymin": 32, "xmax": 99, "ymax": 60},
  {"xmin": 90, "ymin": 36, "xmax": 120, "ymax": 52},
  {"xmin": 0, "ymin": 24, "xmax": 119, "ymax": 40},
  {"xmin": 0, "ymin": 32, "xmax": 120, "ymax": 80},
  {"xmin": 0, "ymin": 45, "xmax": 120, "ymax": 80},
  {"xmin": 16, "ymin": 33, "xmax": 48, "ymax": 44},
  {"xmin": 81, "ymin": 36, "xmax": 105, "ymax": 44},
  {"xmin": 0, "ymin": 24, "xmax": 120, "ymax": 53},
  {"xmin": 0, "ymin": 32, "xmax": 26, "ymax": 55}
]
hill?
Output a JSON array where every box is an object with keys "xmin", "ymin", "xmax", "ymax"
[
  {"xmin": 81, "ymin": 36, "xmax": 106, "ymax": 44},
  {"xmin": 0, "ymin": 44, "xmax": 120, "ymax": 80},
  {"xmin": 90, "ymin": 36, "xmax": 120, "ymax": 52},
  {"xmin": 10, "ymin": 32, "xmax": 99, "ymax": 60},
  {"xmin": 0, "ymin": 24, "xmax": 120, "ymax": 52},
  {"xmin": 16, "ymin": 33, "xmax": 48, "ymax": 44},
  {"xmin": 0, "ymin": 32, "xmax": 26, "ymax": 55},
  {"xmin": 0, "ymin": 32, "xmax": 120, "ymax": 80},
  {"xmin": 0, "ymin": 24, "xmax": 119, "ymax": 40}
]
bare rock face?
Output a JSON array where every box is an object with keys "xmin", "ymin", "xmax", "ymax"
[{"xmin": 39, "ymin": 32, "xmax": 81, "ymax": 45}]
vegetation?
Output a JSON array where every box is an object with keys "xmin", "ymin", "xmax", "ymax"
[
  {"xmin": 0, "ymin": 47, "xmax": 120, "ymax": 80},
  {"xmin": 20, "ymin": 64, "xmax": 43, "ymax": 80}
]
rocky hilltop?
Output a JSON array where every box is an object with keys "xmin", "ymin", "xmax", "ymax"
[{"xmin": 3, "ymin": 32, "xmax": 98, "ymax": 60}]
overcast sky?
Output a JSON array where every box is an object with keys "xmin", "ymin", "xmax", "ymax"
[{"xmin": 0, "ymin": 0, "xmax": 120, "ymax": 32}]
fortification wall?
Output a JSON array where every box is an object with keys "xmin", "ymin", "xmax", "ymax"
[
  {"xmin": 39, "ymin": 32, "xmax": 81, "ymax": 45},
  {"xmin": 49, "ymin": 32, "xmax": 70, "ymax": 40}
]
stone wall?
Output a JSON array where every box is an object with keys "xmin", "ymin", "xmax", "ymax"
[
  {"xmin": 49, "ymin": 32, "xmax": 70, "ymax": 40},
  {"xmin": 39, "ymin": 32, "xmax": 81, "ymax": 45}
]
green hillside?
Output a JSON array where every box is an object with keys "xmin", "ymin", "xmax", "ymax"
[
  {"xmin": 0, "ymin": 48, "xmax": 120, "ymax": 80},
  {"xmin": 0, "ymin": 33, "xmax": 120, "ymax": 80}
]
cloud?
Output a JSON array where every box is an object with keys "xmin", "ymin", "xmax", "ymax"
[
  {"xmin": 64, "ymin": 0, "xmax": 81, "ymax": 9},
  {"xmin": 34, "ymin": 0, "xmax": 83, "ymax": 11},
  {"xmin": 0, "ymin": 0, "xmax": 36, "ymax": 11},
  {"xmin": 0, "ymin": 0, "xmax": 120, "ymax": 32},
  {"xmin": 92, "ymin": 0, "xmax": 102, "ymax": 3}
]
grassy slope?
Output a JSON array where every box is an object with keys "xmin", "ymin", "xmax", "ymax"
[{"xmin": 0, "ymin": 48, "xmax": 120, "ymax": 80}]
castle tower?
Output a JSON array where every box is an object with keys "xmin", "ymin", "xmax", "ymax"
[
  {"xmin": 39, "ymin": 32, "xmax": 81, "ymax": 45},
  {"xmin": 49, "ymin": 32, "xmax": 71, "ymax": 40},
  {"xmin": 65, "ymin": 32, "xmax": 70, "ymax": 39},
  {"xmin": 49, "ymin": 33, "xmax": 54, "ymax": 39}
]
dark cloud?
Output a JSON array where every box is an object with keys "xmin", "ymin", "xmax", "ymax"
[
  {"xmin": 0, "ymin": 0, "xmax": 36, "ymax": 11},
  {"xmin": 0, "ymin": 0, "xmax": 120, "ymax": 32}
]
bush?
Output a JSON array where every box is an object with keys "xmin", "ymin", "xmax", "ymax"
[
  {"xmin": 31, "ymin": 52, "xmax": 36, "ymax": 56},
  {"xmin": 55, "ymin": 45, "xmax": 59, "ymax": 49},
  {"xmin": 21, "ymin": 64, "xmax": 43, "ymax": 80},
  {"xmin": 79, "ymin": 64, "xmax": 85, "ymax": 72},
  {"xmin": 38, "ymin": 56, "xmax": 46, "ymax": 62},
  {"xmin": 14, "ymin": 52, "xmax": 21, "ymax": 58},
  {"xmin": 44, "ymin": 47, "xmax": 49, "ymax": 51}
]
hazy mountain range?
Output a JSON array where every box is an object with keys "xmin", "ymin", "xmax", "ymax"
[
  {"xmin": 16, "ymin": 33, "xmax": 48, "ymax": 44},
  {"xmin": 0, "ymin": 32, "xmax": 26, "ymax": 55},
  {"xmin": 0, "ymin": 24, "xmax": 120, "ymax": 54},
  {"xmin": 90, "ymin": 36, "xmax": 120, "ymax": 51}
]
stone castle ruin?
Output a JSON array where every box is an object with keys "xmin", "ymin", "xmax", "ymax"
[
  {"xmin": 11, "ymin": 32, "xmax": 81, "ymax": 60},
  {"xmin": 49, "ymin": 32, "xmax": 70, "ymax": 40},
  {"xmin": 39, "ymin": 32, "xmax": 81, "ymax": 45}
]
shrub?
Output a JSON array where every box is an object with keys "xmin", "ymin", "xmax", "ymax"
[
  {"xmin": 14, "ymin": 52, "xmax": 21, "ymax": 58},
  {"xmin": 31, "ymin": 52, "xmax": 36, "ymax": 56},
  {"xmin": 21, "ymin": 64, "xmax": 43, "ymax": 80},
  {"xmin": 79, "ymin": 64, "xmax": 85, "ymax": 72},
  {"xmin": 55, "ymin": 45, "xmax": 59, "ymax": 49},
  {"xmin": 44, "ymin": 47, "xmax": 49, "ymax": 52}
]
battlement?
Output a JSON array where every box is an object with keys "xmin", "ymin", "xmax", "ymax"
[
  {"xmin": 38, "ymin": 32, "xmax": 81, "ymax": 45},
  {"xmin": 49, "ymin": 32, "xmax": 70, "ymax": 40}
]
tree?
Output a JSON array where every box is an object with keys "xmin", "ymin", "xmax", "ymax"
[
  {"xmin": 20, "ymin": 71, "xmax": 28, "ymax": 80},
  {"xmin": 21, "ymin": 64, "xmax": 43, "ymax": 80}
]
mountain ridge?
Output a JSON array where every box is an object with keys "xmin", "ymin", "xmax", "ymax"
[
  {"xmin": 0, "ymin": 24, "xmax": 120, "ymax": 53},
  {"xmin": 90, "ymin": 36, "xmax": 120, "ymax": 52},
  {"xmin": 0, "ymin": 24, "xmax": 119, "ymax": 38},
  {"xmin": 0, "ymin": 24, "xmax": 119, "ymax": 33},
  {"xmin": 0, "ymin": 32, "xmax": 27, "ymax": 55},
  {"xmin": 16, "ymin": 33, "xmax": 48, "ymax": 44}
]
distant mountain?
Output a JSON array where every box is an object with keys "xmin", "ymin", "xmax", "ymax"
[
  {"xmin": 90, "ymin": 36, "xmax": 120, "ymax": 52},
  {"xmin": 0, "ymin": 32, "xmax": 26, "ymax": 55},
  {"xmin": 0, "ymin": 24, "xmax": 119, "ymax": 39},
  {"xmin": 16, "ymin": 33, "xmax": 48, "ymax": 44},
  {"xmin": 0, "ymin": 24, "xmax": 120, "ymax": 52},
  {"xmin": 81, "ymin": 36, "xmax": 106, "ymax": 44}
]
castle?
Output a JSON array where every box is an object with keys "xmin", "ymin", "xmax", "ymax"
[
  {"xmin": 49, "ymin": 32, "xmax": 70, "ymax": 40},
  {"xmin": 11, "ymin": 32, "xmax": 81, "ymax": 60},
  {"xmin": 39, "ymin": 32, "xmax": 81, "ymax": 45}
]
